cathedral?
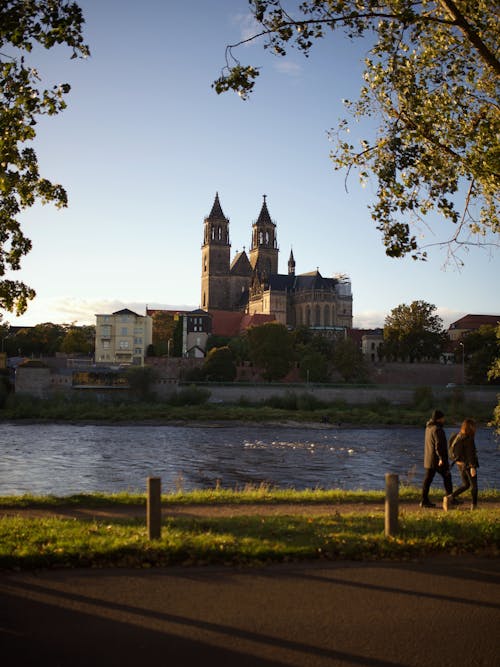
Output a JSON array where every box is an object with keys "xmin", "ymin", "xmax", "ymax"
[{"xmin": 201, "ymin": 193, "xmax": 353, "ymax": 332}]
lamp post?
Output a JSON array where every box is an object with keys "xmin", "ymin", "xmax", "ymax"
[{"xmin": 459, "ymin": 341, "xmax": 465, "ymax": 385}]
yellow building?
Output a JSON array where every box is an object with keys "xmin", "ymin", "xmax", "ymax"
[{"xmin": 95, "ymin": 309, "xmax": 152, "ymax": 365}]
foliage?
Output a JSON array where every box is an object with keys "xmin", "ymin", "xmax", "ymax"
[
  {"xmin": 214, "ymin": 1, "xmax": 500, "ymax": 261},
  {"xmin": 151, "ymin": 311, "xmax": 178, "ymax": 356},
  {"xmin": 487, "ymin": 323, "xmax": 500, "ymax": 433},
  {"xmin": 0, "ymin": 0, "xmax": 89, "ymax": 313},
  {"xmin": 202, "ymin": 346, "xmax": 236, "ymax": 381},
  {"xmin": 463, "ymin": 325, "xmax": 499, "ymax": 384},
  {"xmin": 125, "ymin": 366, "xmax": 158, "ymax": 401},
  {"xmin": 298, "ymin": 347, "xmax": 330, "ymax": 382},
  {"xmin": 383, "ymin": 300, "xmax": 444, "ymax": 361},
  {"xmin": 59, "ymin": 325, "xmax": 95, "ymax": 355},
  {"xmin": 167, "ymin": 384, "xmax": 211, "ymax": 406},
  {"xmin": 246, "ymin": 322, "xmax": 294, "ymax": 380},
  {"xmin": 413, "ymin": 386, "xmax": 434, "ymax": 410},
  {"xmin": 205, "ymin": 334, "xmax": 231, "ymax": 354},
  {"xmin": 332, "ymin": 338, "xmax": 369, "ymax": 382}
]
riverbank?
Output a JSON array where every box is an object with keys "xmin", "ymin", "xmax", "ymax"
[
  {"xmin": 1, "ymin": 391, "xmax": 497, "ymax": 426},
  {"xmin": 1, "ymin": 491, "xmax": 499, "ymax": 570}
]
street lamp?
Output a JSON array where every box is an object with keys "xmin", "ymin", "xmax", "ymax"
[{"xmin": 458, "ymin": 341, "xmax": 465, "ymax": 385}]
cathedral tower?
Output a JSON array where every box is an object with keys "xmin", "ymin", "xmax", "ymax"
[
  {"xmin": 249, "ymin": 195, "xmax": 279, "ymax": 281},
  {"xmin": 201, "ymin": 192, "xmax": 231, "ymax": 310}
]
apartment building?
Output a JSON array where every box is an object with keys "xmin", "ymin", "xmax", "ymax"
[{"xmin": 95, "ymin": 308, "xmax": 152, "ymax": 365}]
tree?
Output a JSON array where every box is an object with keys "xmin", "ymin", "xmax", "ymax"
[
  {"xmin": 60, "ymin": 324, "xmax": 95, "ymax": 355},
  {"xmin": 126, "ymin": 366, "xmax": 158, "ymax": 401},
  {"xmin": 464, "ymin": 324, "xmax": 500, "ymax": 384},
  {"xmin": 487, "ymin": 324, "xmax": 500, "ymax": 433},
  {"xmin": 6, "ymin": 321, "xmax": 66, "ymax": 356},
  {"xmin": 0, "ymin": 1, "xmax": 89, "ymax": 314},
  {"xmin": 333, "ymin": 338, "xmax": 369, "ymax": 382},
  {"xmin": 151, "ymin": 312, "xmax": 178, "ymax": 356},
  {"xmin": 383, "ymin": 301, "xmax": 444, "ymax": 362},
  {"xmin": 202, "ymin": 346, "xmax": 237, "ymax": 382},
  {"xmin": 214, "ymin": 1, "xmax": 499, "ymax": 261},
  {"xmin": 247, "ymin": 322, "xmax": 294, "ymax": 381}
]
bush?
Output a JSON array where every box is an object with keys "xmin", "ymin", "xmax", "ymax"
[
  {"xmin": 414, "ymin": 386, "xmax": 434, "ymax": 410},
  {"xmin": 167, "ymin": 385, "xmax": 211, "ymax": 406}
]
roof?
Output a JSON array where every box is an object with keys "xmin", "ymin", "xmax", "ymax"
[
  {"xmin": 230, "ymin": 250, "xmax": 252, "ymax": 276},
  {"xmin": 209, "ymin": 310, "xmax": 275, "ymax": 337},
  {"xmin": 254, "ymin": 195, "xmax": 275, "ymax": 227},
  {"xmin": 448, "ymin": 314, "xmax": 500, "ymax": 330},
  {"xmin": 112, "ymin": 308, "xmax": 142, "ymax": 317},
  {"xmin": 267, "ymin": 270, "xmax": 338, "ymax": 294},
  {"xmin": 206, "ymin": 192, "xmax": 228, "ymax": 221}
]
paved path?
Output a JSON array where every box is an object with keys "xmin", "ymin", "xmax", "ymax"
[{"xmin": 2, "ymin": 555, "xmax": 499, "ymax": 666}]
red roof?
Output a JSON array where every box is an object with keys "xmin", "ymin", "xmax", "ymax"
[
  {"xmin": 209, "ymin": 310, "xmax": 275, "ymax": 336},
  {"xmin": 449, "ymin": 314, "xmax": 500, "ymax": 331}
]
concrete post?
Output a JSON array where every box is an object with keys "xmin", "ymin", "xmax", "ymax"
[
  {"xmin": 385, "ymin": 473, "xmax": 399, "ymax": 537},
  {"xmin": 147, "ymin": 476, "xmax": 162, "ymax": 540}
]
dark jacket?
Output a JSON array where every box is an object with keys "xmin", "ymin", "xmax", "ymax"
[
  {"xmin": 424, "ymin": 419, "xmax": 449, "ymax": 469},
  {"xmin": 449, "ymin": 433, "xmax": 479, "ymax": 468}
]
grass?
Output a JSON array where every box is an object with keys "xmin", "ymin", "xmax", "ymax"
[
  {"xmin": 1, "ymin": 488, "xmax": 498, "ymax": 570},
  {"xmin": 0, "ymin": 392, "xmax": 496, "ymax": 425},
  {"xmin": 1, "ymin": 486, "xmax": 499, "ymax": 509}
]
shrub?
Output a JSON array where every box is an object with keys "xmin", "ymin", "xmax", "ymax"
[
  {"xmin": 167, "ymin": 385, "xmax": 211, "ymax": 406},
  {"xmin": 414, "ymin": 386, "xmax": 434, "ymax": 410}
]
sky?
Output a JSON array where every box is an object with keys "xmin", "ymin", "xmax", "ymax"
[{"xmin": 1, "ymin": 0, "xmax": 498, "ymax": 330}]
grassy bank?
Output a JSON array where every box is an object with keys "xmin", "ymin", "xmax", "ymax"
[
  {"xmin": 0, "ymin": 394, "xmax": 496, "ymax": 426},
  {"xmin": 1, "ymin": 489, "xmax": 498, "ymax": 570}
]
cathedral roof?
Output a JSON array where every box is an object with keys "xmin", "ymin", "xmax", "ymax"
[
  {"xmin": 255, "ymin": 195, "xmax": 275, "ymax": 227},
  {"xmin": 266, "ymin": 271, "xmax": 338, "ymax": 293},
  {"xmin": 230, "ymin": 250, "xmax": 252, "ymax": 276},
  {"xmin": 207, "ymin": 192, "xmax": 227, "ymax": 221}
]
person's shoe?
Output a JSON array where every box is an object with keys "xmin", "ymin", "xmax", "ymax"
[{"xmin": 420, "ymin": 500, "xmax": 436, "ymax": 508}]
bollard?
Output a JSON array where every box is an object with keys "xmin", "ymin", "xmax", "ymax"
[
  {"xmin": 385, "ymin": 473, "xmax": 399, "ymax": 537},
  {"xmin": 147, "ymin": 476, "xmax": 162, "ymax": 540}
]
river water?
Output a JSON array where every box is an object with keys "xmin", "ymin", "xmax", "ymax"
[{"xmin": 0, "ymin": 423, "xmax": 498, "ymax": 495}]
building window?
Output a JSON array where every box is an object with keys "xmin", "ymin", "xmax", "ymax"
[
  {"xmin": 101, "ymin": 325, "xmax": 111, "ymax": 337},
  {"xmin": 119, "ymin": 340, "xmax": 129, "ymax": 349},
  {"xmin": 134, "ymin": 337, "xmax": 142, "ymax": 344},
  {"xmin": 103, "ymin": 340, "xmax": 110, "ymax": 349}
]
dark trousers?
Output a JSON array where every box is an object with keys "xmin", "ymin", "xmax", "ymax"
[
  {"xmin": 422, "ymin": 466, "xmax": 453, "ymax": 501},
  {"xmin": 453, "ymin": 466, "xmax": 478, "ymax": 505}
]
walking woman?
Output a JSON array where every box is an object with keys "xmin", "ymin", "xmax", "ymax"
[{"xmin": 449, "ymin": 418, "xmax": 479, "ymax": 509}]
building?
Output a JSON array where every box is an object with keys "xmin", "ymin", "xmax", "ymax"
[
  {"xmin": 201, "ymin": 193, "xmax": 353, "ymax": 332},
  {"xmin": 146, "ymin": 308, "xmax": 212, "ymax": 358},
  {"xmin": 95, "ymin": 308, "xmax": 152, "ymax": 365},
  {"xmin": 448, "ymin": 314, "xmax": 500, "ymax": 341}
]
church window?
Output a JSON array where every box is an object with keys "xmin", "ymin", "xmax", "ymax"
[
  {"xmin": 306, "ymin": 307, "xmax": 311, "ymax": 326},
  {"xmin": 218, "ymin": 226, "xmax": 222, "ymax": 240},
  {"xmin": 203, "ymin": 293, "xmax": 206, "ymax": 307},
  {"xmin": 315, "ymin": 305, "xmax": 321, "ymax": 326},
  {"xmin": 265, "ymin": 231, "xmax": 269, "ymax": 245},
  {"xmin": 259, "ymin": 231, "xmax": 263, "ymax": 244},
  {"xmin": 211, "ymin": 227, "xmax": 215, "ymax": 240}
]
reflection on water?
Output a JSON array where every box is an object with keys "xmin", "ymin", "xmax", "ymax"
[{"xmin": 0, "ymin": 422, "xmax": 498, "ymax": 495}]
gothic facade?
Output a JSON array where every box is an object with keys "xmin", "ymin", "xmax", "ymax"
[{"xmin": 200, "ymin": 193, "xmax": 353, "ymax": 331}]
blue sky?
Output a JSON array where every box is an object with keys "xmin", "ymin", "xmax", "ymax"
[{"xmin": 1, "ymin": 0, "xmax": 498, "ymax": 329}]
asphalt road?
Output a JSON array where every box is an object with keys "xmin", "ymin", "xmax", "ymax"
[{"xmin": 1, "ymin": 556, "xmax": 499, "ymax": 667}]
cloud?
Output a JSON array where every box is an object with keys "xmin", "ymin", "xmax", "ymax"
[
  {"xmin": 1, "ymin": 298, "xmax": 197, "ymax": 327},
  {"xmin": 232, "ymin": 13, "xmax": 261, "ymax": 44},
  {"xmin": 273, "ymin": 60, "xmax": 302, "ymax": 77}
]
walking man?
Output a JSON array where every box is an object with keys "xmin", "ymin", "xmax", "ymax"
[{"xmin": 421, "ymin": 409, "xmax": 454, "ymax": 508}]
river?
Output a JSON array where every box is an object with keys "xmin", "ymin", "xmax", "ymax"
[{"xmin": 0, "ymin": 423, "xmax": 498, "ymax": 495}]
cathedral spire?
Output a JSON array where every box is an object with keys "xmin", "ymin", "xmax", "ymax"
[
  {"xmin": 207, "ymin": 191, "xmax": 227, "ymax": 221},
  {"xmin": 288, "ymin": 248, "xmax": 295, "ymax": 275},
  {"xmin": 256, "ymin": 194, "xmax": 273, "ymax": 226}
]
